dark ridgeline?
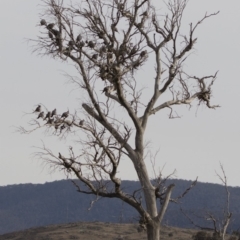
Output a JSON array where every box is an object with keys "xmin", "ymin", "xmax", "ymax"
[{"xmin": 0, "ymin": 179, "xmax": 239, "ymax": 235}]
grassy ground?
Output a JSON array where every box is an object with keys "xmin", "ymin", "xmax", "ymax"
[{"xmin": 0, "ymin": 222, "xmax": 199, "ymax": 240}]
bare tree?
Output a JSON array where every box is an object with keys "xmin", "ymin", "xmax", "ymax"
[
  {"xmin": 20, "ymin": 0, "xmax": 219, "ymax": 239},
  {"xmin": 182, "ymin": 164, "xmax": 232, "ymax": 240},
  {"xmin": 206, "ymin": 164, "xmax": 232, "ymax": 240}
]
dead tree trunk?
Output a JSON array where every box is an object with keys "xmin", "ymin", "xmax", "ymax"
[{"xmin": 147, "ymin": 222, "xmax": 161, "ymax": 240}]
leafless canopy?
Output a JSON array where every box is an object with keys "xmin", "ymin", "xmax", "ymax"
[{"xmin": 21, "ymin": 0, "xmax": 219, "ymax": 239}]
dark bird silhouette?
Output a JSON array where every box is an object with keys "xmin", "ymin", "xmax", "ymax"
[
  {"xmin": 155, "ymin": 187, "xmax": 161, "ymax": 199},
  {"xmin": 48, "ymin": 31, "xmax": 54, "ymax": 40},
  {"xmin": 79, "ymin": 120, "xmax": 85, "ymax": 126},
  {"xmin": 51, "ymin": 109, "xmax": 57, "ymax": 117},
  {"xmin": 79, "ymin": 41, "xmax": 85, "ymax": 47},
  {"xmin": 119, "ymin": 44, "xmax": 128, "ymax": 56},
  {"xmin": 111, "ymin": 24, "xmax": 118, "ymax": 32},
  {"xmin": 76, "ymin": 34, "xmax": 82, "ymax": 42},
  {"xmin": 123, "ymin": 10, "xmax": 132, "ymax": 18},
  {"xmin": 100, "ymin": 72, "xmax": 108, "ymax": 80},
  {"xmin": 102, "ymin": 85, "xmax": 116, "ymax": 94},
  {"xmin": 140, "ymin": 50, "xmax": 147, "ymax": 58},
  {"xmin": 88, "ymin": 41, "xmax": 95, "ymax": 49},
  {"xmin": 51, "ymin": 29, "xmax": 59, "ymax": 37},
  {"xmin": 140, "ymin": 11, "xmax": 148, "ymax": 17},
  {"xmin": 136, "ymin": 22, "xmax": 143, "ymax": 28},
  {"xmin": 58, "ymin": 152, "xmax": 62, "ymax": 158},
  {"xmin": 102, "ymin": 87, "xmax": 108, "ymax": 93},
  {"xmin": 97, "ymin": 31, "xmax": 105, "ymax": 39},
  {"xmin": 117, "ymin": 3, "xmax": 124, "ymax": 10},
  {"xmin": 44, "ymin": 111, "xmax": 51, "ymax": 120},
  {"xmin": 130, "ymin": 45, "xmax": 138, "ymax": 55},
  {"xmin": 37, "ymin": 111, "xmax": 45, "ymax": 119},
  {"xmin": 92, "ymin": 54, "xmax": 98, "ymax": 60},
  {"xmin": 68, "ymin": 40, "xmax": 74, "ymax": 47},
  {"xmin": 100, "ymin": 45, "xmax": 107, "ymax": 53},
  {"xmin": 40, "ymin": 19, "xmax": 47, "ymax": 26},
  {"xmin": 46, "ymin": 118, "xmax": 54, "ymax": 124},
  {"xmin": 61, "ymin": 110, "xmax": 69, "ymax": 119},
  {"xmin": 47, "ymin": 23, "xmax": 55, "ymax": 29},
  {"xmin": 34, "ymin": 105, "xmax": 41, "ymax": 112},
  {"xmin": 103, "ymin": 40, "xmax": 109, "ymax": 46}
]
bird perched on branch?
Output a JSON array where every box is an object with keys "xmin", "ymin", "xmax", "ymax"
[
  {"xmin": 37, "ymin": 111, "xmax": 45, "ymax": 119},
  {"xmin": 111, "ymin": 23, "xmax": 118, "ymax": 33},
  {"xmin": 40, "ymin": 19, "xmax": 47, "ymax": 26},
  {"xmin": 92, "ymin": 54, "xmax": 98, "ymax": 60},
  {"xmin": 100, "ymin": 45, "xmax": 107, "ymax": 53},
  {"xmin": 100, "ymin": 72, "xmax": 108, "ymax": 80},
  {"xmin": 88, "ymin": 41, "xmax": 95, "ymax": 49},
  {"xmin": 67, "ymin": 41, "xmax": 74, "ymax": 52},
  {"xmin": 136, "ymin": 22, "xmax": 144, "ymax": 28},
  {"xmin": 123, "ymin": 10, "xmax": 132, "ymax": 18},
  {"xmin": 130, "ymin": 45, "xmax": 138, "ymax": 55},
  {"xmin": 79, "ymin": 120, "xmax": 85, "ymax": 126},
  {"xmin": 140, "ymin": 50, "xmax": 148, "ymax": 58},
  {"xmin": 99, "ymin": 64, "xmax": 111, "ymax": 80},
  {"xmin": 98, "ymin": 31, "xmax": 105, "ymax": 39},
  {"xmin": 76, "ymin": 34, "xmax": 82, "ymax": 43},
  {"xmin": 61, "ymin": 110, "xmax": 69, "ymax": 119},
  {"xmin": 119, "ymin": 44, "xmax": 128, "ymax": 57},
  {"xmin": 117, "ymin": 2, "xmax": 124, "ymax": 11},
  {"xmin": 51, "ymin": 29, "xmax": 59, "ymax": 37},
  {"xmin": 102, "ymin": 85, "xmax": 116, "ymax": 94},
  {"xmin": 34, "ymin": 105, "xmax": 41, "ymax": 112},
  {"xmin": 155, "ymin": 186, "xmax": 161, "ymax": 199},
  {"xmin": 68, "ymin": 40, "xmax": 74, "ymax": 47},
  {"xmin": 46, "ymin": 118, "xmax": 54, "ymax": 124},
  {"xmin": 44, "ymin": 111, "xmax": 51, "ymax": 120},
  {"xmin": 79, "ymin": 41, "xmax": 85, "ymax": 48},
  {"xmin": 47, "ymin": 23, "xmax": 55, "ymax": 29},
  {"xmin": 51, "ymin": 109, "xmax": 57, "ymax": 117},
  {"xmin": 48, "ymin": 31, "xmax": 54, "ymax": 40},
  {"xmin": 131, "ymin": 59, "xmax": 141, "ymax": 70},
  {"xmin": 140, "ymin": 11, "xmax": 148, "ymax": 17}
]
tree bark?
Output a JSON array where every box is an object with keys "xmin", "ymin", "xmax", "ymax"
[
  {"xmin": 133, "ymin": 156, "xmax": 160, "ymax": 240},
  {"xmin": 133, "ymin": 154, "xmax": 158, "ymax": 215},
  {"xmin": 147, "ymin": 222, "xmax": 160, "ymax": 240}
]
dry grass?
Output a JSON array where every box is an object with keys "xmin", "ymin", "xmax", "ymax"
[{"xmin": 0, "ymin": 222, "xmax": 199, "ymax": 240}]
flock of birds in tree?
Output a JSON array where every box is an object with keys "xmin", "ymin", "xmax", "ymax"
[
  {"xmin": 36, "ymin": 3, "xmax": 150, "ymax": 127},
  {"xmin": 39, "ymin": 4, "xmax": 149, "ymax": 95},
  {"xmin": 34, "ymin": 105, "xmax": 84, "ymax": 133}
]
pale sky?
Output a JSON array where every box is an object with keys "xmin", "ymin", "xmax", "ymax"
[{"xmin": 1, "ymin": 0, "xmax": 240, "ymax": 187}]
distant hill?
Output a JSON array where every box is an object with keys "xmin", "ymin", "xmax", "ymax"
[{"xmin": 0, "ymin": 179, "xmax": 240, "ymax": 234}]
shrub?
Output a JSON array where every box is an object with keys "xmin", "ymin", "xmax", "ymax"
[
  {"xmin": 192, "ymin": 231, "xmax": 209, "ymax": 240},
  {"xmin": 192, "ymin": 231, "xmax": 221, "ymax": 240}
]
